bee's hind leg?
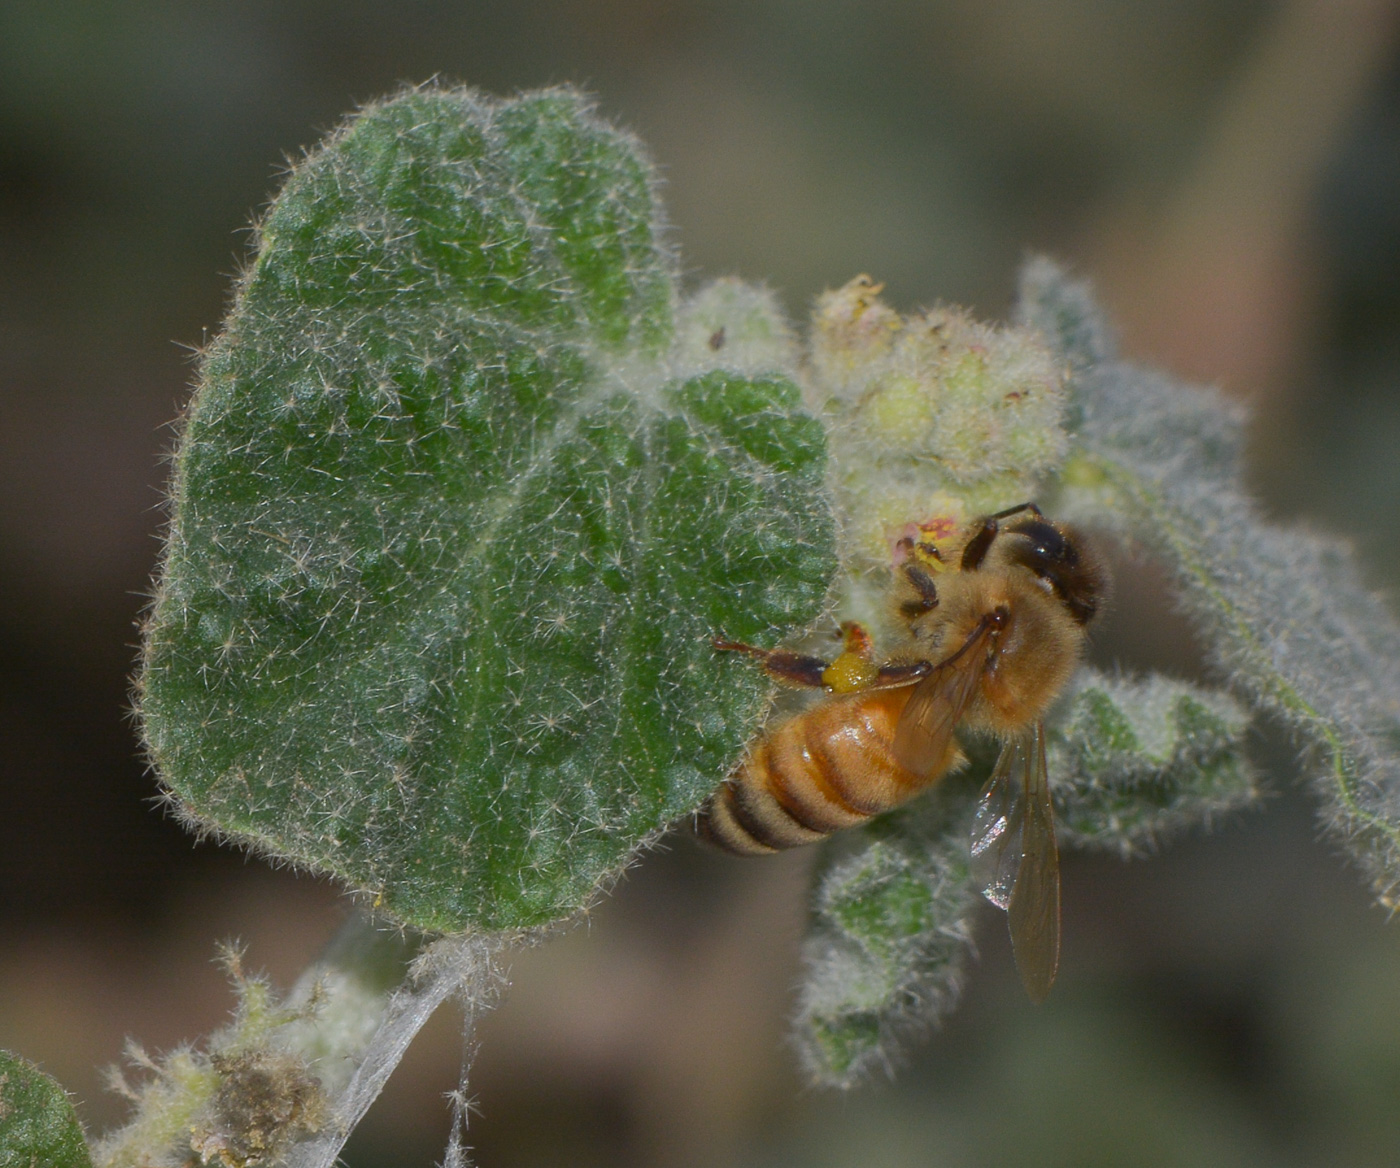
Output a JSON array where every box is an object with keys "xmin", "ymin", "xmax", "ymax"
[
  {"xmin": 714, "ymin": 622, "xmax": 929, "ymax": 694},
  {"xmin": 871, "ymin": 660, "xmax": 932, "ymax": 688},
  {"xmin": 711, "ymin": 638, "xmax": 833, "ymax": 688},
  {"xmin": 714, "ymin": 620, "xmax": 878, "ymax": 690}
]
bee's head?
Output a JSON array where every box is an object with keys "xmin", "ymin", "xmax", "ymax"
[{"xmin": 1003, "ymin": 517, "xmax": 1107, "ymax": 626}]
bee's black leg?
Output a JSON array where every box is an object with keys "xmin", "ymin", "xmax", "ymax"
[
  {"xmin": 900, "ymin": 562, "xmax": 941, "ymax": 617},
  {"xmin": 961, "ymin": 504, "xmax": 1045, "ymax": 571},
  {"xmin": 987, "ymin": 501, "xmax": 1043, "ymax": 522},
  {"xmin": 712, "ymin": 639, "xmax": 831, "ymax": 688},
  {"xmin": 961, "ymin": 518, "xmax": 998, "ymax": 571}
]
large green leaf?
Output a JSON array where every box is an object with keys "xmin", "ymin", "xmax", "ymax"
[
  {"xmin": 0, "ymin": 1051, "xmax": 91, "ymax": 1168},
  {"xmin": 139, "ymin": 86, "xmax": 834, "ymax": 932}
]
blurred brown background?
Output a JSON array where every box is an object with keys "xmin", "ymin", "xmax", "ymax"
[{"xmin": 3, "ymin": 1, "xmax": 1400, "ymax": 1165}]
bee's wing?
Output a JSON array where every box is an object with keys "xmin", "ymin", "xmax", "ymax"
[
  {"xmin": 1006, "ymin": 723, "xmax": 1061, "ymax": 1002},
  {"xmin": 969, "ymin": 735, "xmax": 1025, "ymax": 910},
  {"xmin": 970, "ymin": 728, "xmax": 1063, "ymax": 1000},
  {"xmin": 891, "ymin": 622, "xmax": 994, "ymax": 778}
]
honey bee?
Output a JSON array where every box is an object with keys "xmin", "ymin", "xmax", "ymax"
[{"xmin": 698, "ymin": 503, "xmax": 1107, "ymax": 1000}]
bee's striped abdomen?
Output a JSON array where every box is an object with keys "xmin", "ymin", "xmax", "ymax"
[{"xmin": 697, "ymin": 688, "xmax": 940, "ymax": 855}]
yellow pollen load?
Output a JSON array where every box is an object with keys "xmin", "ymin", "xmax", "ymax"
[{"xmin": 822, "ymin": 651, "xmax": 880, "ymax": 694}]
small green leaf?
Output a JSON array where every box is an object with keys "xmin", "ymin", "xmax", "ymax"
[
  {"xmin": 0, "ymin": 1051, "xmax": 92, "ymax": 1168},
  {"xmin": 795, "ymin": 799, "xmax": 977, "ymax": 1089},
  {"xmin": 1049, "ymin": 669, "xmax": 1258, "ymax": 856},
  {"xmin": 792, "ymin": 670, "xmax": 1257, "ymax": 1088},
  {"xmin": 1014, "ymin": 255, "xmax": 1113, "ymax": 378},
  {"xmin": 138, "ymin": 86, "xmax": 834, "ymax": 933}
]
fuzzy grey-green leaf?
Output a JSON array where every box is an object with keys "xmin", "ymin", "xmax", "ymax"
[
  {"xmin": 0, "ymin": 1051, "xmax": 92, "ymax": 1168},
  {"xmin": 138, "ymin": 87, "xmax": 834, "ymax": 933},
  {"xmin": 795, "ymin": 800, "xmax": 978, "ymax": 1089},
  {"xmin": 1021, "ymin": 259, "xmax": 1400, "ymax": 908},
  {"xmin": 1014, "ymin": 255, "xmax": 1113, "ymax": 378},
  {"xmin": 1049, "ymin": 669, "xmax": 1258, "ymax": 857}
]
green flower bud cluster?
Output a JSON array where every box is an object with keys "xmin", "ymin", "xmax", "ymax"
[{"xmin": 808, "ymin": 275, "xmax": 1068, "ymax": 573}]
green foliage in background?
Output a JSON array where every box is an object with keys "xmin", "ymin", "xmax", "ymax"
[
  {"xmin": 0, "ymin": 1051, "xmax": 92, "ymax": 1168},
  {"xmin": 137, "ymin": 85, "xmax": 834, "ymax": 934}
]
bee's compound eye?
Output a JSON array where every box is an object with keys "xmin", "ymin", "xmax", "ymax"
[
  {"xmin": 1006, "ymin": 518, "xmax": 1104, "ymax": 626},
  {"xmin": 1009, "ymin": 519, "xmax": 1073, "ymax": 568}
]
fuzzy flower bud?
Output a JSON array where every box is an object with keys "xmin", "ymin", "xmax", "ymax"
[{"xmin": 810, "ymin": 276, "xmax": 1068, "ymax": 572}]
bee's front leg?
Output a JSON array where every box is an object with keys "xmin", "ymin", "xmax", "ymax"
[{"xmin": 961, "ymin": 502, "xmax": 1045, "ymax": 571}]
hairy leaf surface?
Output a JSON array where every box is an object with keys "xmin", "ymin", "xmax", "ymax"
[
  {"xmin": 1020, "ymin": 258, "xmax": 1400, "ymax": 906},
  {"xmin": 0, "ymin": 1051, "xmax": 91, "ymax": 1168},
  {"xmin": 139, "ymin": 87, "xmax": 834, "ymax": 932},
  {"xmin": 1051, "ymin": 669, "xmax": 1257, "ymax": 856},
  {"xmin": 795, "ymin": 798, "xmax": 978, "ymax": 1089}
]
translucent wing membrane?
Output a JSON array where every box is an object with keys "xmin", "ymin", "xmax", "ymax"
[
  {"xmin": 971, "ymin": 725, "xmax": 1062, "ymax": 1001},
  {"xmin": 970, "ymin": 737, "xmax": 1025, "ymax": 909},
  {"xmin": 892, "ymin": 622, "xmax": 994, "ymax": 777},
  {"xmin": 1007, "ymin": 724, "xmax": 1060, "ymax": 1001}
]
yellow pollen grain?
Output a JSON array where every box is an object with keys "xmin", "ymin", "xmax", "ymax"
[{"xmin": 822, "ymin": 652, "xmax": 879, "ymax": 694}]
